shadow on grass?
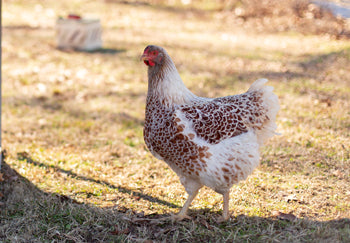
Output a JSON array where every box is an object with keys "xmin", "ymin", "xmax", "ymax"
[
  {"xmin": 5, "ymin": 91, "xmax": 146, "ymax": 127},
  {"xmin": 115, "ymin": 0, "xmax": 211, "ymax": 16},
  {"xmin": 1, "ymin": 160, "xmax": 349, "ymax": 242},
  {"xmin": 0, "ymin": 161, "xmax": 126, "ymax": 242},
  {"xmin": 58, "ymin": 47, "xmax": 126, "ymax": 55},
  {"xmin": 3, "ymin": 25, "xmax": 51, "ymax": 30},
  {"xmin": 16, "ymin": 152, "xmax": 180, "ymax": 209},
  {"xmin": 299, "ymin": 47, "xmax": 350, "ymax": 72}
]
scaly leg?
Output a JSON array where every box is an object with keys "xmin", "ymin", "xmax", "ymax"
[
  {"xmin": 171, "ymin": 188, "xmax": 200, "ymax": 222},
  {"xmin": 217, "ymin": 191, "xmax": 230, "ymax": 222}
]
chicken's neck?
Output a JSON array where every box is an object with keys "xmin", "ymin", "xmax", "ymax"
[{"xmin": 147, "ymin": 58, "xmax": 197, "ymax": 107}]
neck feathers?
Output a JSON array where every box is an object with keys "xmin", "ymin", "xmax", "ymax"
[{"xmin": 147, "ymin": 54, "xmax": 196, "ymax": 107}]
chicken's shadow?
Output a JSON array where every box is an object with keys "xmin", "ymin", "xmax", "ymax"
[{"xmin": 17, "ymin": 152, "xmax": 180, "ymax": 209}]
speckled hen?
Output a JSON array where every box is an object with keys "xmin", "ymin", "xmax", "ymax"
[{"xmin": 141, "ymin": 45, "xmax": 279, "ymax": 221}]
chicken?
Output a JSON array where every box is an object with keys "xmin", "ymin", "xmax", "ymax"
[{"xmin": 141, "ymin": 45, "xmax": 279, "ymax": 221}]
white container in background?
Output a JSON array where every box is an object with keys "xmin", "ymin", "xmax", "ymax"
[{"xmin": 56, "ymin": 16, "xmax": 102, "ymax": 51}]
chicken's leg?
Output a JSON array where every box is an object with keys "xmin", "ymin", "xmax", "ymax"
[
  {"xmin": 171, "ymin": 188, "xmax": 200, "ymax": 221},
  {"xmin": 217, "ymin": 191, "xmax": 230, "ymax": 222}
]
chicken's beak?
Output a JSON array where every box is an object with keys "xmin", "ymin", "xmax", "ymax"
[
  {"xmin": 140, "ymin": 53, "xmax": 149, "ymax": 62},
  {"xmin": 141, "ymin": 53, "xmax": 152, "ymax": 66}
]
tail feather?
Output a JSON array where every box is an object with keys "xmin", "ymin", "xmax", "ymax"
[
  {"xmin": 248, "ymin": 79, "xmax": 280, "ymax": 145},
  {"xmin": 248, "ymin": 78, "xmax": 268, "ymax": 92}
]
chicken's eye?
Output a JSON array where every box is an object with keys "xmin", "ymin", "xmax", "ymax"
[{"xmin": 152, "ymin": 51, "xmax": 157, "ymax": 56}]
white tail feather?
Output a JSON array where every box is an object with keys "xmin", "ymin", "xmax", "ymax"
[
  {"xmin": 248, "ymin": 78, "xmax": 268, "ymax": 92},
  {"xmin": 249, "ymin": 79, "xmax": 280, "ymax": 145}
]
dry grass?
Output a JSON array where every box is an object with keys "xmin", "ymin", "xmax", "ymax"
[
  {"xmin": 1, "ymin": 0, "xmax": 350, "ymax": 242},
  {"xmin": 216, "ymin": 0, "xmax": 350, "ymax": 39},
  {"xmin": 145, "ymin": 0, "xmax": 350, "ymax": 39}
]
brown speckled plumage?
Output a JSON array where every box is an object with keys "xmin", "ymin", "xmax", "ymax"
[
  {"xmin": 144, "ymin": 95, "xmax": 210, "ymax": 178},
  {"xmin": 179, "ymin": 91, "xmax": 269, "ymax": 144},
  {"xmin": 141, "ymin": 45, "xmax": 279, "ymax": 221}
]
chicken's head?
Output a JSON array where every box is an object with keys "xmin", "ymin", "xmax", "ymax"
[{"xmin": 141, "ymin": 45, "xmax": 164, "ymax": 67}]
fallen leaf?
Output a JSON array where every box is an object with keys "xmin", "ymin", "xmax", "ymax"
[
  {"xmin": 199, "ymin": 219, "xmax": 213, "ymax": 230},
  {"xmin": 110, "ymin": 227, "xmax": 130, "ymax": 235},
  {"xmin": 56, "ymin": 195, "xmax": 80, "ymax": 204},
  {"xmin": 0, "ymin": 173, "xmax": 4, "ymax": 182},
  {"xmin": 272, "ymin": 211, "xmax": 297, "ymax": 221}
]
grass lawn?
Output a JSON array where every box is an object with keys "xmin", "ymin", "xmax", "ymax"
[{"xmin": 1, "ymin": 0, "xmax": 350, "ymax": 242}]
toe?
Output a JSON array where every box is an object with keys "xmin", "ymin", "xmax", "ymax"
[
  {"xmin": 216, "ymin": 215, "xmax": 230, "ymax": 223},
  {"xmin": 171, "ymin": 213, "xmax": 192, "ymax": 222}
]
